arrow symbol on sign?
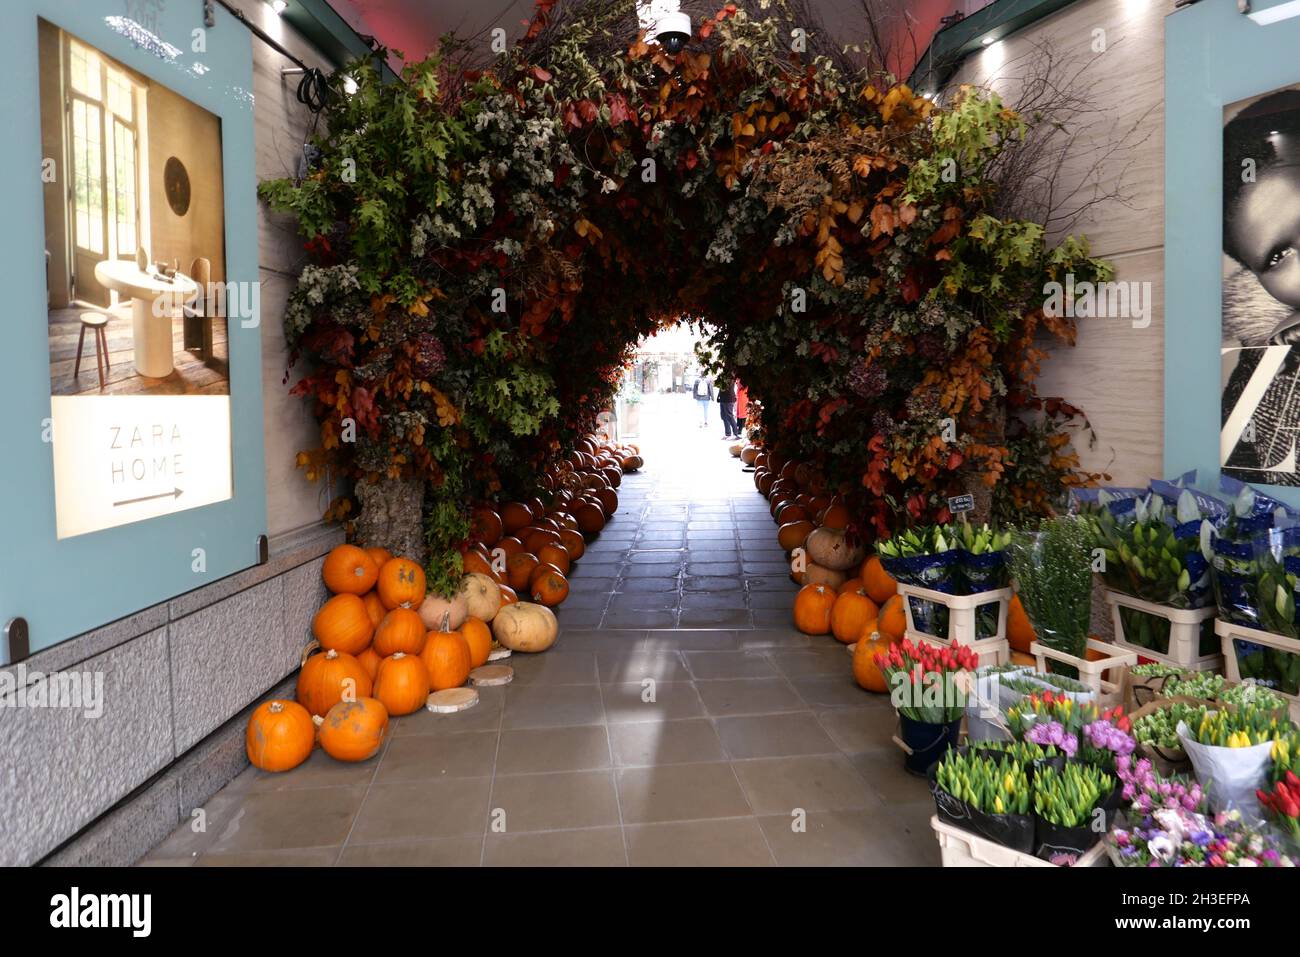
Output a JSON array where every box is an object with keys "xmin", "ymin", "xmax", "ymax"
[{"xmin": 113, "ymin": 487, "xmax": 184, "ymax": 507}]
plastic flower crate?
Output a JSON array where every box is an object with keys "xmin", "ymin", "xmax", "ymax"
[
  {"xmin": 1214, "ymin": 618, "xmax": 1300, "ymax": 722},
  {"xmin": 897, "ymin": 583, "xmax": 1012, "ymax": 668},
  {"xmin": 931, "ymin": 816, "xmax": 1108, "ymax": 868},
  {"xmin": 1027, "ymin": 638, "xmax": 1137, "ymax": 708},
  {"xmin": 1102, "ymin": 589, "xmax": 1222, "ymax": 673}
]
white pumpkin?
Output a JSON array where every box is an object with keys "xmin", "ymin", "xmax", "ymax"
[
  {"xmin": 459, "ymin": 572, "xmax": 502, "ymax": 622},
  {"xmin": 805, "ymin": 527, "xmax": 866, "ymax": 571},
  {"xmin": 418, "ymin": 591, "xmax": 468, "ymax": 632},
  {"xmin": 492, "ymin": 602, "xmax": 558, "ymax": 653}
]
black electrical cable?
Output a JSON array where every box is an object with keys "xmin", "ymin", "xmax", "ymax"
[{"xmin": 295, "ymin": 67, "xmax": 330, "ymax": 115}]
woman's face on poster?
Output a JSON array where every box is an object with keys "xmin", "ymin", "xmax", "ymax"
[{"xmin": 1229, "ymin": 160, "xmax": 1300, "ymax": 310}]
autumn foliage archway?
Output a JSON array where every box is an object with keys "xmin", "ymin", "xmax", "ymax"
[{"xmin": 260, "ymin": 0, "xmax": 1111, "ymax": 596}]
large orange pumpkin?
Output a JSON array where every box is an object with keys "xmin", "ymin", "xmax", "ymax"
[
  {"xmin": 322, "ymin": 545, "xmax": 379, "ymax": 595},
  {"xmin": 498, "ymin": 584, "xmax": 519, "ymax": 606},
  {"xmin": 507, "ymin": 552, "xmax": 540, "ymax": 591},
  {"xmin": 297, "ymin": 648, "xmax": 373, "ymax": 717},
  {"xmin": 364, "ymin": 546, "xmax": 393, "ymax": 569},
  {"xmin": 496, "ymin": 536, "xmax": 526, "ymax": 559},
  {"xmin": 875, "ymin": 594, "xmax": 908, "ymax": 642},
  {"xmin": 318, "ymin": 697, "xmax": 388, "ymax": 762},
  {"xmin": 830, "ymin": 589, "xmax": 878, "ymax": 644},
  {"xmin": 377, "ymin": 558, "xmax": 426, "ymax": 609},
  {"xmin": 860, "ymin": 555, "xmax": 898, "ymax": 604},
  {"xmin": 463, "ymin": 549, "xmax": 500, "ymax": 582},
  {"xmin": 537, "ymin": 543, "xmax": 571, "ymax": 576},
  {"xmin": 793, "ymin": 584, "xmax": 836, "ymax": 635},
  {"xmin": 558, "ymin": 528, "xmax": 586, "ymax": 561},
  {"xmin": 313, "ymin": 594, "xmax": 374, "ymax": 655},
  {"xmin": 523, "ymin": 527, "xmax": 562, "ymax": 555},
  {"xmin": 471, "ymin": 507, "xmax": 504, "ymax": 547},
  {"xmin": 778, "ymin": 520, "xmax": 814, "ymax": 552},
  {"xmin": 356, "ymin": 645, "xmax": 382, "ymax": 682},
  {"xmin": 372, "ymin": 607, "xmax": 429, "ymax": 657},
  {"xmin": 500, "ymin": 502, "xmax": 534, "ymax": 535},
  {"xmin": 852, "ymin": 632, "xmax": 891, "ymax": 693},
  {"xmin": 530, "ymin": 566, "xmax": 570, "ymax": 607},
  {"xmin": 246, "ymin": 700, "xmax": 314, "ymax": 772},
  {"xmin": 460, "ymin": 616, "xmax": 493, "ymax": 668},
  {"xmin": 837, "ymin": 577, "xmax": 866, "ymax": 595},
  {"xmin": 1007, "ymin": 594, "xmax": 1037, "ymax": 653},
  {"xmin": 420, "ymin": 630, "xmax": 472, "ymax": 691},
  {"xmin": 373, "ymin": 652, "xmax": 430, "ymax": 715},
  {"xmin": 574, "ymin": 502, "xmax": 606, "ymax": 535},
  {"xmin": 819, "ymin": 503, "xmax": 851, "ymax": 530},
  {"xmin": 361, "ymin": 591, "xmax": 387, "ymax": 629}
]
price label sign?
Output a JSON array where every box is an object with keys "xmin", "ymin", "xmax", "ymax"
[{"xmin": 947, "ymin": 493, "xmax": 975, "ymax": 515}]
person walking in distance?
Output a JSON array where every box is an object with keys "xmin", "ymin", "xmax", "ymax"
[
  {"xmin": 735, "ymin": 380, "xmax": 749, "ymax": 437},
  {"xmin": 717, "ymin": 377, "xmax": 738, "ymax": 439},
  {"xmin": 692, "ymin": 374, "xmax": 714, "ymax": 428}
]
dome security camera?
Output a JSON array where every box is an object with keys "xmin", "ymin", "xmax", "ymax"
[{"xmin": 655, "ymin": 10, "xmax": 691, "ymax": 53}]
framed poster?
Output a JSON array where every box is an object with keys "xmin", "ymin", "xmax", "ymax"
[
  {"xmin": 0, "ymin": 0, "xmax": 264, "ymax": 656},
  {"xmin": 1166, "ymin": 0, "xmax": 1300, "ymax": 507}
]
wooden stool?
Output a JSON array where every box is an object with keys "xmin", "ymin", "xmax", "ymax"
[{"xmin": 75, "ymin": 312, "xmax": 110, "ymax": 391}]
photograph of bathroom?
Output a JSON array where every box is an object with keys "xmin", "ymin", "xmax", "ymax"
[{"xmin": 39, "ymin": 18, "xmax": 230, "ymax": 397}]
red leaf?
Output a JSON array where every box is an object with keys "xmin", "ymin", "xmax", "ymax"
[{"xmin": 530, "ymin": 65, "xmax": 552, "ymax": 83}]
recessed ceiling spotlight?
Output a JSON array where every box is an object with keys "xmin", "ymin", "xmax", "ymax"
[
  {"xmin": 270, "ymin": 0, "xmax": 288, "ymax": 14},
  {"xmin": 981, "ymin": 35, "xmax": 995, "ymax": 45}
]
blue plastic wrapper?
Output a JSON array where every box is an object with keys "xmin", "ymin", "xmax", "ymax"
[
  {"xmin": 1212, "ymin": 537, "xmax": 1259, "ymax": 628},
  {"xmin": 881, "ymin": 551, "xmax": 955, "ymax": 635}
]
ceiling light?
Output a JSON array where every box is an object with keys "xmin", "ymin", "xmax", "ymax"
[
  {"xmin": 270, "ymin": 0, "xmax": 288, "ymax": 14},
  {"xmin": 1248, "ymin": 0, "xmax": 1300, "ymax": 24},
  {"xmin": 981, "ymin": 35, "xmax": 995, "ymax": 45}
]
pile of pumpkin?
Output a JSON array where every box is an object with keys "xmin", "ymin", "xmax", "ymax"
[
  {"xmin": 244, "ymin": 544, "xmax": 557, "ymax": 773},
  {"xmin": 739, "ymin": 442, "xmax": 1040, "ymax": 693},
  {"xmin": 461, "ymin": 435, "xmax": 640, "ymax": 608}
]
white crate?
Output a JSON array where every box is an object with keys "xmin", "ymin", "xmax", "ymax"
[
  {"xmin": 931, "ymin": 816, "xmax": 1108, "ymax": 868},
  {"xmin": 1028, "ymin": 639, "xmax": 1137, "ymax": 708},
  {"xmin": 1103, "ymin": 590, "xmax": 1222, "ymax": 673},
  {"xmin": 1214, "ymin": 619, "xmax": 1300, "ymax": 723},
  {"xmin": 898, "ymin": 583, "xmax": 1012, "ymax": 668}
]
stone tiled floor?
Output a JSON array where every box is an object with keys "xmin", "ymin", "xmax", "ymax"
[{"xmin": 140, "ymin": 394, "xmax": 939, "ymax": 866}]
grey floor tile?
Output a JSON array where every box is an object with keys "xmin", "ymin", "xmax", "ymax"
[
  {"xmin": 502, "ymin": 683, "xmax": 605, "ymax": 729},
  {"xmin": 757, "ymin": 809, "xmax": 936, "ymax": 866},
  {"xmin": 683, "ymin": 651, "xmax": 778, "ymax": 680},
  {"xmin": 625, "ymin": 818, "xmax": 773, "ymax": 867},
  {"xmin": 490, "ymin": 770, "xmax": 621, "ymax": 831},
  {"xmin": 496, "ymin": 725, "xmax": 611, "ymax": 774},
  {"xmin": 694, "ymin": 678, "xmax": 807, "ymax": 716},
  {"xmin": 483, "ymin": 826, "xmax": 627, "ymax": 866},
  {"xmin": 350, "ymin": 778, "xmax": 491, "ymax": 843},
  {"xmin": 716, "ymin": 712, "xmax": 839, "ymax": 759},
  {"xmin": 608, "ymin": 718, "xmax": 726, "ymax": 766},
  {"xmin": 603, "ymin": 680, "xmax": 705, "ymax": 723},
  {"xmin": 207, "ymin": 785, "xmax": 367, "ymax": 853},
  {"xmin": 337, "ymin": 836, "xmax": 483, "ymax": 866},
  {"xmin": 597, "ymin": 651, "xmax": 691, "ymax": 683},
  {"xmin": 616, "ymin": 762, "xmax": 753, "ymax": 823},
  {"xmin": 731, "ymin": 755, "xmax": 880, "ymax": 814}
]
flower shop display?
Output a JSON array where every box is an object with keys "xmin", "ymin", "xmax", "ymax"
[
  {"xmin": 1120, "ymin": 662, "xmax": 1190, "ymax": 710},
  {"xmin": 1177, "ymin": 705, "xmax": 1295, "ymax": 817},
  {"xmin": 1033, "ymin": 762, "xmax": 1120, "ymax": 862},
  {"xmin": 1130, "ymin": 700, "xmax": 1200, "ymax": 776},
  {"xmin": 1108, "ymin": 756, "xmax": 1297, "ymax": 867},
  {"xmin": 931, "ymin": 749, "xmax": 1033, "ymax": 852},
  {"xmin": 874, "ymin": 638, "xmax": 979, "ymax": 773},
  {"xmin": 965, "ymin": 662, "xmax": 1036, "ymax": 742},
  {"xmin": 1006, "ymin": 518, "xmax": 1094, "ymax": 676},
  {"xmin": 1257, "ymin": 771, "xmax": 1300, "ymax": 843}
]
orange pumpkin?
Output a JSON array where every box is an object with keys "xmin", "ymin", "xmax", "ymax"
[
  {"xmin": 372, "ymin": 607, "xmax": 429, "ymax": 657},
  {"xmin": 297, "ymin": 648, "xmax": 373, "ymax": 717},
  {"xmin": 313, "ymin": 594, "xmax": 374, "ymax": 655},
  {"xmin": 463, "ymin": 549, "xmax": 501, "ymax": 582},
  {"xmin": 500, "ymin": 502, "xmax": 534, "ymax": 535},
  {"xmin": 364, "ymin": 546, "xmax": 394, "ymax": 569},
  {"xmin": 819, "ymin": 503, "xmax": 851, "ymax": 530},
  {"xmin": 246, "ymin": 700, "xmax": 315, "ymax": 772},
  {"xmin": 507, "ymin": 552, "xmax": 540, "ymax": 591},
  {"xmin": 776, "ymin": 503, "xmax": 810, "ymax": 524},
  {"xmin": 1007, "ymin": 594, "xmax": 1037, "ymax": 653},
  {"xmin": 322, "ymin": 545, "xmax": 379, "ymax": 595},
  {"xmin": 777, "ymin": 520, "xmax": 814, "ymax": 552},
  {"xmin": 496, "ymin": 536, "xmax": 526, "ymax": 559},
  {"xmin": 574, "ymin": 502, "xmax": 606, "ymax": 535},
  {"xmin": 373, "ymin": 652, "xmax": 430, "ymax": 715},
  {"xmin": 860, "ymin": 555, "xmax": 898, "ymax": 604},
  {"xmin": 461, "ymin": 616, "xmax": 493, "ymax": 668},
  {"xmin": 362, "ymin": 591, "xmax": 387, "ymax": 629},
  {"xmin": 356, "ymin": 645, "xmax": 382, "ymax": 682},
  {"xmin": 530, "ymin": 566, "xmax": 570, "ymax": 607},
  {"xmin": 471, "ymin": 507, "xmax": 503, "ymax": 547},
  {"xmin": 558, "ymin": 528, "xmax": 586, "ymax": 561},
  {"xmin": 837, "ymin": 577, "xmax": 866, "ymax": 595},
  {"xmin": 377, "ymin": 557, "xmax": 426, "ymax": 610},
  {"xmin": 318, "ymin": 697, "xmax": 388, "ymax": 762},
  {"xmin": 420, "ymin": 630, "xmax": 472, "ymax": 691},
  {"xmin": 536, "ymin": 543, "xmax": 571, "ymax": 576},
  {"xmin": 523, "ymin": 527, "xmax": 562, "ymax": 555},
  {"xmin": 852, "ymin": 631, "xmax": 891, "ymax": 693},
  {"xmin": 793, "ymin": 583, "xmax": 836, "ymax": 635},
  {"xmin": 498, "ymin": 584, "xmax": 519, "ymax": 606},
  {"xmin": 830, "ymin": 589, "xmax": 878, "ymax": 644},
  {"xmin": 1009, "ymin": 650, "xmax": 1037, "ymax": 668},
  {"xmin": 875, "ymin": 594, "xmax": 908, "ymax": 642}
]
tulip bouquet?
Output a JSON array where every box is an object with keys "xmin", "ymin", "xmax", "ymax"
[
  {"xmin": 1008, "ymin": 519, "xmax": 1094, "ymax": 675},
  {"xmin": 1220, "ymin": 681, "xmax": 1290, "ymax": 714},
  {"xmin": 1130, "ymin": 662, "xmax": 1188, "ymax": 679},
  {"xmin": 873, "ymin": 638, "xmax": 979, "ymax": 724},
  {"xmin": 1133, "ymin": 703, "xmax": 1196, "ymax": 751},
  {"xmin": 1007, "ymin": 690, "xmax": 1093, "ymax": 739},
  {"xmin": 1033, "ymin": 762, "xmax": 1116, "ymax": 828},
  {"xmin": 1256, "ymin": 772, "xmax": 1300, "ymax": 843},
  {"xmin": 1181, "ymin": 705, "xmax": 1291, "ymax": 749},
  {"xmin": 1160, "ymin": 672, "xmax": 1227, "ymax": 701},
  {"xmin": 976, "ymin": 739, "xmax": 1061, "ymax": 764},
  {"xmin": 934, "ymin": 751, "xmax": 1030, "ymax": 817}
]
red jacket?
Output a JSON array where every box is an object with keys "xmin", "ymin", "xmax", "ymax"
[{"xmin": 735, "ymin": 383, "xmax": 748, "ymax": 418}]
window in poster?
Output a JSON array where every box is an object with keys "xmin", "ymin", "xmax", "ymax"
[
  {"xmin": 38, "ymin": 18, "xmax": 233, "ymax": 537},
  {"xmin": 1221, "ymin": 83, "xmax": 1300, "ymax": 485}
]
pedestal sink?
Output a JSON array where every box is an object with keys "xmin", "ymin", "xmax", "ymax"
[{"xmin": 93, "ymin": 260, "xmax": 199, "ymax": 378}]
